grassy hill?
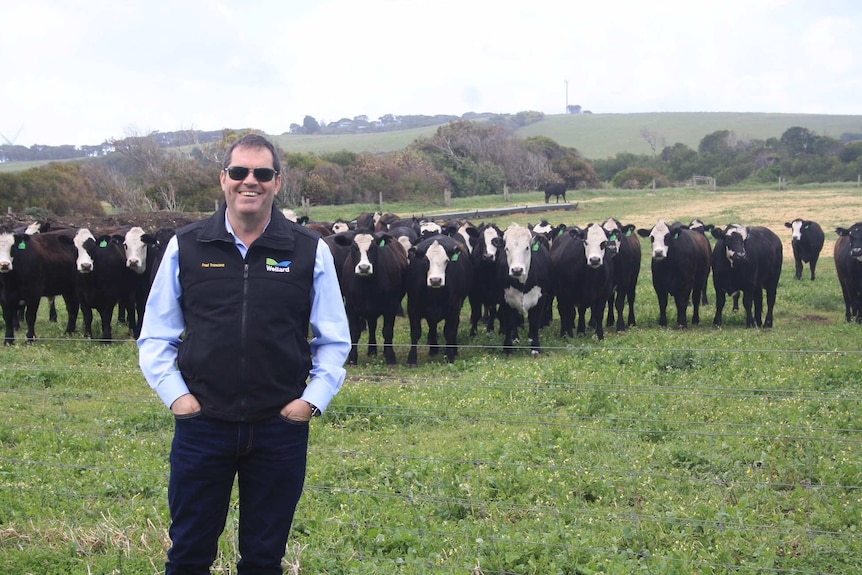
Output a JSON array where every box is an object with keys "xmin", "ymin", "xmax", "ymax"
[{"xmin": 271, "ymin": 112, "xmax": 862, "ymax": 160}]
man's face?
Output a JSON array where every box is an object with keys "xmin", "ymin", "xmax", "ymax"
[{"xmin": 220, "ymin": 145, "xmax": 281, "ymax": 218}]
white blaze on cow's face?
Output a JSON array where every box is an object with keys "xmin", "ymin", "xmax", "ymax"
[
  {"xmin": 353, "ymin": 233, "xmax": 375, "ymax": 276},
  {"xmin": 457, "ymin": 223, "xmax": 474, "ymax": 253},
  {"xmin": 723, "ymin": 224, "xmax": 748, "ymax": 266},
  {"xmin": 600, "ymin": 218, "xmax": 621, "ymax": 256},
  {"xmin": 481, "ymin": 227, "xmax": 500, "ymax": 261},
  {"xmin": 24, "ymin": 221, "xmax": 41, "ymax": 235},
  {"xmin": 73, "ymin": 228, "xmax": 96, "ymax": 273},
  {"xmin": 648, "ymin": 220, "xmax": 672, "ymax": 260},
  {"xmin": 503, "ymin": 224, "xmax": 534, "ymax": 282},
  {"xmin": 331, "ymin": 221, "xmax": 350, "ymax": 234},
  {"xmin": 584, "ymin": 223, "xmax": 609, "ymax": 268},
  {"xmin": 281, "ymin": 208, "xmax": 298, "ymax": 222},
  {"xmin": 124, "ymin": 227, "xmax": 148, "ymax": 275},
  {"xmin": 0, "ymin": 232, "xmax": 16, "ymax": 272},
  {"xmin": 396, "ymin": 235, "xmax": 413, "ymax": 255},
  {"xmin": 425, "ymin": 240, "xmax": 449, "ymax": 288},
  {"xmin": 419, "ymin": 221, "xmax": 441, "ymax": 237},
  {"xmin": 789, "ymin": 220, "xmax": 804, "ymax": 241}
]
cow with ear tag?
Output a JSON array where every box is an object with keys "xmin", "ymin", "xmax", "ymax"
[
  {"xmin": 494, "ymin": 223, "xmax": 552, "ymax": 356},
  {"xmin": 710, "ymin": 223, "xmax": 783, "ymax": 328},
  {"xmin": 833, "ymin": 222, "xmax": 862, "ymax": 323},
  {"xmin": 405, "ymin": 234, "xmax": 473, "ymax": 366},
  {"xmin": 601, "ymin": 217, "xmax": 641, "ymax": 331},
  {"xmin": 637, "ymin": 219, "xmax": 711, "ymax": 328},
  {"xmin": 785, "ymin": 218, "xmax": 824, "ymax": 281}
]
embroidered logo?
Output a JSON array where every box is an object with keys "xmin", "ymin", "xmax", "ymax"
[{"xmin": 266, "ymin": 257, "xmax": 291, "ymax": 273}]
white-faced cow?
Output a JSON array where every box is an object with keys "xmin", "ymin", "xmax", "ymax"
[
  {"xmin": 0, "ymin": 228, "xmax": 80, "ymax": 344},
  {"xmin": 785, "ymin": 219, "xmax": 825, "ymax": 281},
  {"xmin": 405, "ymin": 234, "xmax": 473, "ymax": 366},
  {"xmin": 493, "ymin": 223, "xmax": 552, "ymax": 355},
  {"xmin": 834, "ymin": 222, "xmax": 862, "ymax": 323},
  {"xmin": 333, "ymin": 231, "xmax": 408, "ymax": 365},
  {"xmin": 550, "ymin": 223, "xmax": 615, "ymax": 340},
  {"xmin": 122, "ymin": 226, "xmax": 159, "ymax": 337},
  {"xmin": 601, "ymin": 217, "xmax": 641, "ymax": 331},
  {"xmin": 637, "ymin": 220, "xmax": 711, "ymax": 328},
  {"xmin": 710, "ymin": 224, "xmax": 783, "ymax": 328},
  {"xmin": 468, "ymin": 223, "xmax": 503, "ymax": 336}
]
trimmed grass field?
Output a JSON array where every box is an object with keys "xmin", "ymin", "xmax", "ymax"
[{"xmin": 1, "ymin": 186, "xmax": 860, "ymax": 574}]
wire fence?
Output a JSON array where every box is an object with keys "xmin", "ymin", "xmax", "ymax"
[{"xmin": 1, "ymin": 339, "xmax": 861, "ymax": 574}]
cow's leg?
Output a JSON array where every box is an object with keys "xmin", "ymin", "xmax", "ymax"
[
  {"xmin": 742, "ymin": 291, "xmax": 756, "ymax": 328},
  {"xmin": 443, "ymin": 310, "xmax": 461, "ymax": 363},
  {"xmin": 614, "ymin": 289, "xmax": 626, "ymax": 332},
  {"xmin": 527, "ymin": 305, "xmax": 542, "ymax": 356},
  {"xmin": 97, "ymin": 304, "xmax": 115, "ymax": 344},
  {"xmin": 486, "ymin": 302, "xmax": 497, "ymax": 333},
  {"xmin": 763, "ymin": 286, "xmax": 777, "ymax": 328},
  {"xmin": 468, "ymin": 297, "xmax": 482, "ymax": 337},
  {"xmin": 592, "ymin": 299, "xmax": 606, "ymax": 340},
  {"xmin": 626, "ymin": 285, "xmax": 637, "ymax": 327},
  {"xmin": 657, "ymin": 290, "xmax": 669, "ymax": 327},
  {"xmin": 753, "ymin": 288, "xmax": 765, "ymax": 327},
  {"xmin": 793, "ymin": 257, "xmax": 802, "ymax": 280},
  {"xmin": 499, "ymin": 307, "xmax": 515, "ymax": 355},
  {"xmin": 713, "ymin": 288, "xmax": 726, "ymax": 326},
  {"xmin": 426, "ymin": 319, "xmax": 441, "ymax": 357},
  {"xmin": 47, "ymin": 296, "xmax": 58, "ymax": 322},
  {"xmin": 557, "ymin": 296, "xmax": 574, "ymax": 338},
  {"xmin": 406, "ymin": 305, "xmax": 423, "ymax": 367},
  {"xmin": 809, "ymin": 255, "xmax": 819, "ymax": 281},
  {"xmin": 673, "ymin": 294, "xmax": 689, "ymax": 328},
  {"xmin": 691, "ymin": 287, "xmax": 701, "ymax": 326},
  {"xmin": 345, "ymin": 311, "xmax": 362, "ymax": 365},
  {"xmin": 366, "ymin": 315, "xmax": 379, "ymax": 357},
  {"xmin": 381, "ymin": 313, "xmax": 397, "ymax": 366},
  {"xmin": 576, "ymin": 304, "xmax": 588, "ymax": 336},
  {"xmin": 2, "ymin": 302, "xmax": 16, "ymax": 345},
  {"xmin": 81, "ymin": 305, "xmax": 94, "ymax": 339},
  {"xmin": 62, "ymin": 294, "xmax": 79, "ymax": 335},
  {"xmin": 24, "ymin": 299, "xmax": 40, "ymax": 342}
]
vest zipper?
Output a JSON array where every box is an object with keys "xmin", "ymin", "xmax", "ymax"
[{"xmin": 240, "ymin": 260, "xmax": 249, "ymax": 417}]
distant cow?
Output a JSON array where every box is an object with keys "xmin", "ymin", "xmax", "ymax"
[
  {"xmin": 468, "ymin": 223, "xmax": 503, "ymax": 335},
  {"xmin": 711, "ymin": 224, "xmax": 783, "ymax": 328},
  {"xmin": 637, "ymin": 220, "xmax": 711, "ymax": 328},
  {"xmin": 834, "ymin": 222, "xmax": 862, "ymax": 323},
  {"xmin": 405, "ymin": 235, "xmax": 473, "ymax": 365},
  {"xmin": 601, "ymin": 217, "xmax": 641, "ymax": 331},
  {"xmin": 332, "ymin": 231, "xmax": 408, "ymax": 365},
  {"xmin": 494, "ymin": 223, "xmax": 552, "ymax": 355},
  {"xmin": 542, "ymin": 182, "xmax": 567, "ymax": 204},
  {"xmin": 0, "ymin": 229, "xmax": 80, "ymax": 344},
  {"xmin": 550, "ymin": 223, "xmax": 615, "ymax": 340},
  {"xmin": 785, "ymin": 219, "xmax": 825, "ymax": 281}
]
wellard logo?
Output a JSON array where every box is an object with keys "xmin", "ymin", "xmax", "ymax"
[{"xmin": 266, "ymin": 257, "xmax": 292, "ymax": 273}]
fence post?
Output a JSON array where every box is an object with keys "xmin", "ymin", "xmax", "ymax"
[
  {"xmin": 444, "ymin": 188, "xmax": 452, "ymax": 207},
  {"xmin": 503, "ymin": 184, "xmax": 510, "ymax": 202},
  {"xmin": 379, "ymin": 192, "xmax": 383, "ymax": 212}
]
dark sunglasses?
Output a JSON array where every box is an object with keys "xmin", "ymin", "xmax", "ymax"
[{"xmin": 224, "ymin": 166, "xmax": 278, "ymax": 182}]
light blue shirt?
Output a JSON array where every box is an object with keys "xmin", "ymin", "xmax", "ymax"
[{"xmin": 137, "ymin": 215, "xmax": 350, "ymax": 414}]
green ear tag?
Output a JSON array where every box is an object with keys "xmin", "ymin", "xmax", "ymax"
[
  {"xmin": 626, "ymin": 229, "xmax": 632, "ymax": 236},
  {"xmin": 18, "ymin": 241, "xmax": 26, "ymax": 250},
  {"xmin": 532, "ymin": 242, "xmax": 539, "ymax": 252},
  {"xmin": 673, "ymin": 232, "xmax": 680, "ymax": 240},
  {"xmin": 378, "ymin": 239, "xmax": 386, "ymax": 247},
  {"xmin": 451, "ymin": 252, "xmax": 459, "ymax": 262},
  {"xmin": 99, "ymin": 240, "xmax": 108, "ymax": 248}
]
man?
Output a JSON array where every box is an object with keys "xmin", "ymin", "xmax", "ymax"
[{"xmin": 138, "ymin": 133, "xmax": 350, "ymax": 574}]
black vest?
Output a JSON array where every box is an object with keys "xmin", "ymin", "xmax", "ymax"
[{"xmin": 175, "ymin": 205, "xmax": 319, "ymax": 421}]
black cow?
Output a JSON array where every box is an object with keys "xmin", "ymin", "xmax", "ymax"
[
  {"xmin": 468, "ymin": 223, "xmax": 503, "ymax": 335},
  {"xmin": 332, "ymin": 231, "xmax": 408, "ymax": 365},
  {"xmin": 0, "ymin": 228, "xmax": 80, "ymax": 344},
  {"xmin": 711, "ymin": 224, "xmax": 783, "ymax": 328},
  {"xmin": 601, "ymin": 217, "xmax": 641, "ymax": 331},
  {"xmin": 834, "ymin": 222, "xmax": 862, "ymax": 323},
  {"xmin": 542, "ymin": 182, "xmax": 567, "ymax": 204},
  {"xmin": 637, "ymin": 220, "xmax": 711, "ymax": 328},
  {"xmin": 64, "ymin": 229, "xmax": 138, "ymax": 343},
  {"xmin": 550, "ymin": 223, "xmax": 614, "ymax": 340},
  {"xmin": 493, "ymin": 223, "xmax": 552, "ymax": 355},
  {"xmin": 405, "ymin": 235, "xmax": 473, "ymax": 366},
  {"xmin": 785, "ymin": 219, "xmax": 825, "ymax": 281}
]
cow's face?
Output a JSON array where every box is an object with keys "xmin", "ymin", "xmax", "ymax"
[
  {"xmin": 331, "ymin": 221, "xmax": 350, "ymax": 234},
  {"xmin": 503, "ymin": 224, "xmax": 535, "ymax": 282},
  {"xmin": 479, "ymin": 226, "xmax": 501, "ymax": 262},
  {"xmin": 73, "ymin": 228, "xmax": 97, "ymax": 273},
  {"xmin": 351, "ymin": 233, "xmax": 377, "ymax": 276},
  {"xmin": 644, "ymin": 220, "xmax": 672, "ymax": 260},
  {"xmin": 722, "ymin": 224, "xmax": 748, "ymax": 266},
  {"xmin": 123, "ymin": 226, "xmax": 152, "ymax": 275},
  {"xmin": 419, "ymin": 221, "xmax": 441, "ymax": 239},
  {"xmin": 584, "ymin": 223, "xmax": 610, "ymax": 268},
  {"xmin": 788, "ymin": 219, "xmax": 804, "ymax": 241},
  {"xmin": 0, "ymin": 231, "xmax": 21, "ymax": 272},
  {"xmin": 836, "ymin": 223, "xmax": 862, "ymax": 261},
  {"xmin": 423, "ymin": 240, "xmax": 458, "ymax": 288},
  {"xmin": 601, "ymin": 218, "xmax": 621, "ymax": 255}
]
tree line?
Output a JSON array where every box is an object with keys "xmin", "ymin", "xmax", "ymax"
[{"xmin": 2, "ymin": 121, "xmax": 861, "ymax": 219}]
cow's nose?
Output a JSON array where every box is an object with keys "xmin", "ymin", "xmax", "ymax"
[
  {"xmin": 429, "ymin": 277, "xmax": 443, "ymax": 288},
  {"xmin": 80, "ymin": 262, "xmax": 93, "ymax": 272},
  {"xmin": 510, "ymin": 267, "xmax": 524, "ymax": 277},
  {"xmin": 357, "ymin": 263, "xmax": 371, "ymax": 274},
  {"xmin": 589, "ymin": 256, "xmax": 602, "ymax": 267},
  {"xmin": 127, "ymin": 259, "xmax": 140, "ymax": 268}
]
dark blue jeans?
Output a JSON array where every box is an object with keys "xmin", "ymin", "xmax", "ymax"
[{"xmin": 165, "ymin": 413, "xmax": 309, "ymax": 575}]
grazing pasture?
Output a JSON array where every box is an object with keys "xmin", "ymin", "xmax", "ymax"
[{"xmin": 1, "ymin": 185, "xmax": 861, "ymax": 574}]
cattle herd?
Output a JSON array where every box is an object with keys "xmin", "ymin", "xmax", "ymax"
[{"xmin": 1, "ymin": 212, "xmax": 861, "ymax": 363}]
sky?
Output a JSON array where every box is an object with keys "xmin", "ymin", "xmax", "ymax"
[{"xmin": 2, "ymin": 0, "xmax": 861, "ymax": 148}]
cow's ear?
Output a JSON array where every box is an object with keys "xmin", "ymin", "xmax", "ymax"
[
  {"xmin": 836, "ymin": 227, "xmax": 849, "ymax": 237},
  {"xmin": 784, "ymin": 222, "xmax": 792, "ymax": 228},
  {"xmin": 711, "ymin": 228, "xmax": 725, "ymax": 240},
  {"xmin": 636, "ymin": 228, "xmax": 650, "ymax": 238}
]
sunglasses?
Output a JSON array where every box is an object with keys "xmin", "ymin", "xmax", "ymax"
[{"xmin": 224, "ymin": 166, "xmax": 278, "ymax": 182}]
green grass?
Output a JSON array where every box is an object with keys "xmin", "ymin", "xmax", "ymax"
[{"xmin": 1, "ymin": 186, "xmax": 861, "ymax": 574}]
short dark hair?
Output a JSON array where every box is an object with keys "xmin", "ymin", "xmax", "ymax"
[{"xmin": 222, "ymin": 133, "xmax": 282, "ymax": 174}]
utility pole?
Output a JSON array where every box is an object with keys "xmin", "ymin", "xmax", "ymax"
[{"xmin": 564, "ymin": 80, "xmax": 569, "ymax": 114}]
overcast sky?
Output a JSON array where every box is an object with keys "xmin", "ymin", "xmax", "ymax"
[{"xmin": 2, "ymin": 0, "xmax": 860, "ymax": 148}]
